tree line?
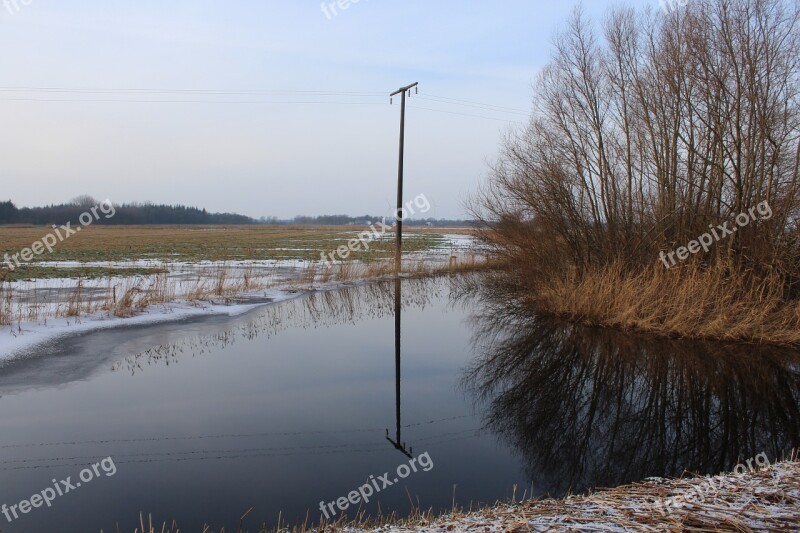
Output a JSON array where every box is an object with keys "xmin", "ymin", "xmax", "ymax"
[
  {"xmin": 0, "ymin": 199, "xmax": 255, "ymax": 225},
  {"xmin": 0, "ymin": 199, "xmax": 473, "ymax": 227}
]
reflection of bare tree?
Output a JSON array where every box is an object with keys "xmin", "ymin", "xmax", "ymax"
[
  {"xmin": 459, "ymin": 278, "xmax": 800, "ymax": 497},
  {"xmin": 114, "ymin": 279, "xmax": 443, "ymax": 375}
]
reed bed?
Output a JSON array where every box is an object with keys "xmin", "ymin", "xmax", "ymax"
[{"xmin": 526, "ymin": 260, "xmax": 800, "ymax": 346}]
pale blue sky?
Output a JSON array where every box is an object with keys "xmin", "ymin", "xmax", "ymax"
[{"xmin": 0, "ymin": 0, "xmax": 652, "ymax": 219}]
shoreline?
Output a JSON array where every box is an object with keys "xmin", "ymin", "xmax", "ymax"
[
  {"xmin": 489, "ymin": 260, "xmax": 800, "ymax": 348},
  {"xmin": 0, "ymin": 288, "xmax": 304, "ymax": 363},
  {"xmin": 120, "ymin": 458, "xmax": 800, "ymax": 532},
  {"xmin": 378, "ymin": 459, "xmax": 800, "ymax": 532}
]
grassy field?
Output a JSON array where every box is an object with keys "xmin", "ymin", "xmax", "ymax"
[
  {"xmin": 0, "ymin": 225, "xmax": 471, "ymax": 265},
  {"xmin": 0, "ymin": 265, "xmax": 169, "ymax": 282},
  {"xmin": 0, "ymin": 225, "xmax": 481, "ymax": 323}
]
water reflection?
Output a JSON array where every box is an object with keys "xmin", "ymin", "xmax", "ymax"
[
  {"xmin": 107, "ymin": 279, "xmax": 443, "ymax": 377},
  {"xmin": 0, "ymin": 276, "xmax": 497, "ymax": 533},
  {"xmin": 386, "ymin": 277, "xmax": 414, "ymax": 458},
  {"xmin": 459, "ymin": 278, "xmax": 800, "ymax": 496}
]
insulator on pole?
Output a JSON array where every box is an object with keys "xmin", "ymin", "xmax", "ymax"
[
  {"xmin": 390, "ymin": 97, "xmax": 393, "ymax": 105},
  {"xmin": 415, "ymin": 86, "xmax": 418, "ymax": 94}
]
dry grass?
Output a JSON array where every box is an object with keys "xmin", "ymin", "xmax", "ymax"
[
  {"xmin": 0, "ymin": 252, "xmax": 491, "ymax": 325},
  {"xmin": 0, "ymin": 224, "xmax": 483, "ymax": 324},
  {"xmin": 527, "ymin": 260, "xmax": 800, "ymax": 346},
  {"xmin": 0, "ymin": 282, "xmax": 12, "ymax": 326},
  {"xmin": 0, "ymin": 225, "xmax": 465, "ymax": 263}
]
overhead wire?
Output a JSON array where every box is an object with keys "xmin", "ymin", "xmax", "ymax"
[
  {"xmin": 408, "ymin": 105, "xmax": 525, "ymax": 124},
  {"xmin": 0, "ymin": 426, "xmax": 484, "ymax": 471},
  {"xmin": 0, "ymin": 414, "xmax": 475, "ymax": 450},
  {"xmin": 416, "ymin": 95, "xmax": 528, "ymax": 116},
  {"xmin": 0, "ymin": 86, "xmax": 528, "ymax": 122},
  {"xmin": 418, "ymin": 93, "xmax": 528, "ymax": 113}
]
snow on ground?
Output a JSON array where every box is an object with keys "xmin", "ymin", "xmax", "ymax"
[
  {"xmin": 368, "ymin": 460, "xmax": 800, "ymax": 532},
  {"xmin": 0, "ymin": 288, "xmax": 306, "ymax": 362},
  {"xmin": 12, "ymin": 258, "xmax": 311, "ymax": 272},
  {"xmin": 4, "ymin": 233, "xmax": 476, "ymax": 284},
  {"xmin": 0, "ymin": 235, "xmax": 482, "ymax": 363}
]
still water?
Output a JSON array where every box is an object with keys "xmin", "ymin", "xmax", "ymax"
[{"xmin": 0, "ymin": 276, "xmax": 797, "ymax": 532}]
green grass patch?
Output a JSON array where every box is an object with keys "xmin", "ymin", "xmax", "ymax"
[{"xmin": 0, "ymin": 266, "xmax": 168, "ymax": 282}]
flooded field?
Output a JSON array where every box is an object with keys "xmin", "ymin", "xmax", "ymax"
[{"xmin": 0, "ymin": 276, "xmax": 796, "ymax": 532}]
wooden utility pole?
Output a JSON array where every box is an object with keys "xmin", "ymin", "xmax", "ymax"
[{"xmin": 390, "ymin": 82, "xmax": 418, "ymax": 273}]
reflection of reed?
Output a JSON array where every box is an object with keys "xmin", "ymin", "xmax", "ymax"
[
  {"xmin": 113, "ymin": 279, "xmax": 444, "ymax": 375},
  {"xmin": 458, "ymin": 277, "xmax": 800, "ymax": 497}
]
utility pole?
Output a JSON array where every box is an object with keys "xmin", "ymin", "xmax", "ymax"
[{"xmin": 390, "ymin": 82, "xmax": 418, "ymax": 273}]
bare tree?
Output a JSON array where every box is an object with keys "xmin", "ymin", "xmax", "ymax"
[{"xmin": 477, "ymin": 0, "xmax": 800, "ymax": 290}]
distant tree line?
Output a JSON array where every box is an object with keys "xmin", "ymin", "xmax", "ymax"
[
  {"xmin": 0, "ymin": 199, "xmax": 474, "ymax": 227},
  {"xmin": 0, "ymin": 199, "xmax": 255, "ymax": 225}
]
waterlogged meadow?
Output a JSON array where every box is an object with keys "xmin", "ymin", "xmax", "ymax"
[
  {"xmin": 0, "ymin": 276, "xmax": 795, "ymax": 532},
  {"xmin": 0, "ymin": 226, "xmax": 483, "ymax": 328}
]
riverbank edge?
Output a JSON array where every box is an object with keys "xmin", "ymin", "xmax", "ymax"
[
  {"xmin": 122, "ymin": 458, "xmax": 799, "ymax": 532},
  {"xmin": 340, "ymin": 458, "xmax": 800, "ymax": 532},
  {"xmin": 490, "ymin": 259, "xmax": 800, "ymax": 347}
]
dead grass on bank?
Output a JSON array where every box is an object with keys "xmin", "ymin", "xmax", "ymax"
[
  {"xmin": 110, "ymin": 458, "xmax": 800, "ymax": 533},
  {"xmin": 0, "ymin": 282, "xmax": 11, "ymax": 326},
  {"xmin": 524, "ymin": 260, "xmax": 800, "ymax": 346}
]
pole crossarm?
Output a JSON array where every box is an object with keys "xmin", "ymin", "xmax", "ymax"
[{"xmin": 390, "ymin": 82, "xmax": 418, "ymax": 97}]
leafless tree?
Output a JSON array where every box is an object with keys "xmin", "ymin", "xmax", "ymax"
[{"xmin": 476, "ymin": 0, "xmax": 800, "ymax": 289}]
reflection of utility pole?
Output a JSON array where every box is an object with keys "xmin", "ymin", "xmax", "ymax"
[
  {"xmin": 389, "ymin": 82, "xmax": 418, "ymax": 274},
  {"xmin": 386, "ymin": 277, "xmax": 413, "ymax": 459}
]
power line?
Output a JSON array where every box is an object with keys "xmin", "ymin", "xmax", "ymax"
[
  {"xmin": 0, "ymin": 429, "xmax": 481, "ymax": 468},
  {"xmin": 419, "ymin": 93, "xmax": 529, "ymax": 114},
  {"xmin": 0, "ymin": 442, "xmax": 386, "ymax": 466},
  {"xmin": 0, "ymin": 86, "xmax": 527, "ymax": 122},
  {"xmin": 0, "ymin": 446, "xmax": 390, "ymax": 471},
  {"xmin": 0, "ymin": 87, "xmax": 529, "ymax": 114},
  {"xmin": 416, "ymin": 95, "xmax": 528, "ymax": 116},
  {"xmin": 0, "ymin": 430, "xmax": 483, "ymax": 471},
  {"xmin": 409, "ymin": 105, "xmax": 525, "ymax": 124},
  {"xmin": 0, "ymin": 414, "xmax": 474, "ymax": 449},
  {"xmin": 0, "ymin": 86, "xmax": 386, "ymax": 96},
  {"xmin": 0, "ymin": 97, "xmax": 385, "ymax": 105},
  {"xmin": 0, "ymin": 86, "xmax": 387, "ymax": 105},
  {"xmin": 0, "ymin": 433, "xmax": 483, "ymax": 471}
]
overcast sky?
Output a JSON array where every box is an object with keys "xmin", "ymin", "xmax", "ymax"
[{"xmin": 0, "ymin": 0, "xmax": 652, "ymax": 219}]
